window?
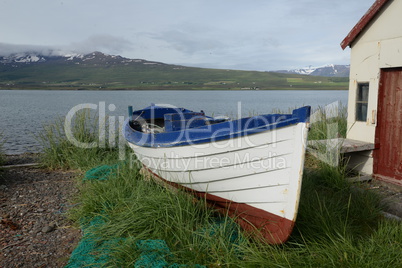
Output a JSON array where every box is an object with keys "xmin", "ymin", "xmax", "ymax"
[{"xmin": 356, "ymin": 83, "xmax": 369, "ymax": 121}]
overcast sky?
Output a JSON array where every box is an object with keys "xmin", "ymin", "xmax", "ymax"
[{"xmin": 0, "ymin": 0, "xmax": 374, "ymax": 71}]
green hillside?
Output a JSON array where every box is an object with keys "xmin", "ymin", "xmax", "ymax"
[{"xmin": 0, "ymin": 54, "xmax": 348, "ymax": 90}]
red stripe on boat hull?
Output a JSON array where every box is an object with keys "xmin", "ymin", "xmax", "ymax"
[{"xmin": 143, "ymin": 166, "xmax": 295, "ymax": 244}]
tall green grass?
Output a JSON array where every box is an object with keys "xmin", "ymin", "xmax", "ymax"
[
  {"xmin": 36, "ymin": 109, "xmax": 122, "ymax": 170},
  {"xmin": 38, "ymin": 106, "xmax": 401, "ymax": 267},
  {"xmin": 0, "ymin": 132, "xmax": 5, "ymax": 166},
  {"xmin": 308, "ymin": 104, "xmax": 348, "ymax": 141},
  {"xmin": 66, "ymin": 159, "xmax": 401, "ymax": 267},
  {"xmin": 69, "ymin": 161, "xmax": 247, "ymax": 266}
]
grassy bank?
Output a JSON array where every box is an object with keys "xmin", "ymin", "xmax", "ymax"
[{"xmin": 37, "ymin": 108, "xmax": 401, "ymax": 267}]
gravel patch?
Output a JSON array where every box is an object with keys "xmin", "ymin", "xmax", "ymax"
[{"xmin": 0, "ymin": 154, "xmax": 81, "ymax": 268}]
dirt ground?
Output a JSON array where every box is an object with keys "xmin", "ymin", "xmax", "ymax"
[
  {"xmin": 0, "ymin": 154, "xmax": 401, "ymax": 268},
  {"xmin": 358, "ymin": 178, "xmax": 402, "ymax": 219},
  {"xmin": 0, "ymin": 154, "xmax": 81, "ymax": 268}
]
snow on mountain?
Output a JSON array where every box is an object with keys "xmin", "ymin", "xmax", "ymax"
[
  {"xmin": 0, "ymin": 53, "xmax": 47, "ymax": 63},
  {"xmin": 275, "ymin": 64, "xmax": 350, "ymax": 77},
  {"xmin": 0, "ymin": 51, "xmax": 162, "ymax": 67},
  {"xmin": 65, "ymin": 53, "xmax": 84, "ymax": 60}
]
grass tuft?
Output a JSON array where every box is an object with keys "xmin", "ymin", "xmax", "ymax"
[
  {"xmin": 308, "ymin": 103, "xmax": 348, "ymax": 141},
  {"xmin": 36, "ymin": 109, "xmax": 122, "ymax": 170},
  {"xmin": 68, "ymin": 162, "xmax": 248, "ymax": 266}
]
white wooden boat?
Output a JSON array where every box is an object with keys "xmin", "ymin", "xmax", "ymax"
[{"xmin": 123, "ymin": 104, "xmax": 310, "ymax": 244}]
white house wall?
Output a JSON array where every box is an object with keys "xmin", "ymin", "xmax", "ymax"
[{"xmin": 347, "ymin": 0, "xmax": 402, "ymax": 143}]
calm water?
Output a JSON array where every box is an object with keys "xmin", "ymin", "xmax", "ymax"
[{"xmin": 0, "ymin": 90, "xmax": 348, "ymax": 154}]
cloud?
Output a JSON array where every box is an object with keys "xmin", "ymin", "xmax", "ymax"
[
  {"xmin": 0, "ymin": 0, "xmax": 373, "ymax": 70},
  {"xmin": 0, "ymin": 35, "xmax": 133, "ymax": 57},
  {"xmin": 150, "ymin": 30, "xmax": 224, "ymax": 55},
  {"xmin": 67, "ymin": 35, "xmax": 133, "ymax": 54},
  {"xmin": 0, "ymin": 43, "xmax": 58, "ymax": 57}
]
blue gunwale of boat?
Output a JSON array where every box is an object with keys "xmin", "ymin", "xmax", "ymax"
[{"xmin": 123, "ymin": 106, "xmax": 311, "ymax": 148}]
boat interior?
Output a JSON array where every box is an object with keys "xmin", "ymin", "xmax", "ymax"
[{"xmin": 127, "ymin": 105, "xmax": 299, "ymax": 135}]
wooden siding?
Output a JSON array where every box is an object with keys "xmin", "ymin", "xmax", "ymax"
[{"xmin": 374, "ymin": 68, "xmax": 402, "ymax": 181}]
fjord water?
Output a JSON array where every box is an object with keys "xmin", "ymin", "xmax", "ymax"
[{"xmin": 0, "ymin": 90, "xmax": 347, "ymax": 154}]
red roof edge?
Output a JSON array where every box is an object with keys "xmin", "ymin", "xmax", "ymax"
[{"xmin": 340, "ymin": 0, "xmax": 391, "ymax": 50}]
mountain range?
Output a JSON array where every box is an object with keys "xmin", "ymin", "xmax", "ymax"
[
  {"xmin": 0, "ymin": 51, "xmax": 349, "ymax": 90},
  {"xmin": 274, "ymin": 64, "xmax": 350, "ymax": 77},
  {"xmin": 0, "ymin": 51, "xmax": 166, "ymax": 67}
]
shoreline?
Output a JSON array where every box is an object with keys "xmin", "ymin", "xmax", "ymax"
[
  {"xmin": 1, "ymin": 88, "xmax": 349, "ymax": 91},
  {"xmin": 1, "ymin": 153, "xmax": 41, "ymax": 165}
]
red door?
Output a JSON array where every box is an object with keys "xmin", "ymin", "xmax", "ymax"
[{"xmin": 374, "ymin": 68, "xmax": 402, "ymax": 182}]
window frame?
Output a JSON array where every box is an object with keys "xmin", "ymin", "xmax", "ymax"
[{"xmin": 355, "ymin": 82, "xmax": 369, "ymax": 122}]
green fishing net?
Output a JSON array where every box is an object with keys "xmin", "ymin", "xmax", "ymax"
[{"xmin": 83, "ymin": 164, "xmax": 119, "ymax": 181}]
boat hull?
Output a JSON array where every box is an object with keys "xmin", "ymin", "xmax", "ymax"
[{"xmin": 126, "ymin": 121, "xmax": 309, "ymax": 244}]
